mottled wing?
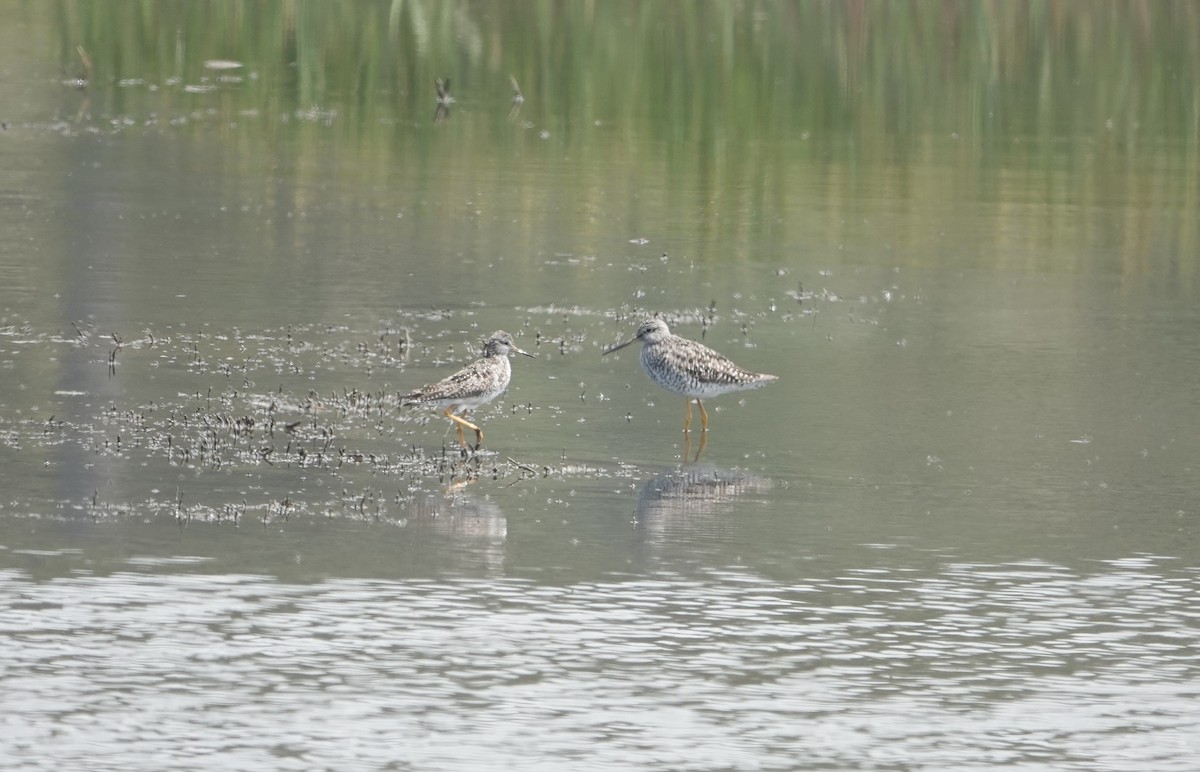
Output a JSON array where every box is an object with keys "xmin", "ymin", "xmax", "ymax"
[
  {"xmin": 402, "ymin": 359, "xmax": 491, "ymax": 404},
  {"xmin": 657, "ymin": 337, "xmax": 774, "ymax": 389}
]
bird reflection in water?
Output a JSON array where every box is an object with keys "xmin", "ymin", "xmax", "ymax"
[
  {"xmin": 407, "ymin": 460, "xmax": 508, "ymax": 576},
  {"xmin": 634, "ymin": 459, "xmax": 772, "ymax": 538}
]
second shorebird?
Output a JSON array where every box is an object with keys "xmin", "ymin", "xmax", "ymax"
[
  {"xmin": 603, "ymin": 318, "xmax": 777, "ymax": 432},
  {"xmin": 401, "ymin": 330, "xmax": 535, "ymax": 450}
]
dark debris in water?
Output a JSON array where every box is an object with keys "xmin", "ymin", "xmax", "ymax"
[{"xmin": 1, "ymin": 292, "xmax": 873, "ymax": 525}]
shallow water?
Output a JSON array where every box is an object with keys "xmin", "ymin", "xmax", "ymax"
[
  {"xmin": 2, "ymin": 3, "xmax": 1200, "ymax": 770},
  {"xmin": 4, "ymin": 561, "xmax": 1199, "ymax": 770}
]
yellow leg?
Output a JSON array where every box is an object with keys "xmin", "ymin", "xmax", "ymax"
[
  {"xmin": 682, "ymin": 428, "xmax": 709, "ymax": 463},
  {"xmin": 683, "ymin": 399, "xmax": 693, "ymax": 433},
  {"xmin": 697, "ymin": 399, "xmax": 709, "ymax": 432},
  {"xmin": 444, "ymin": 407, "xmax": 483, "ymax": 449}
]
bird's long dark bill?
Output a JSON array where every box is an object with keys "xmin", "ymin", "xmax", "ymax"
[
  {"xmin": 602, "ymin": 336, "xmax": 637, "ymax": 356},
  {"xmin": 514, "ymin": 346, "xmax": 536, "ymax": 358}
]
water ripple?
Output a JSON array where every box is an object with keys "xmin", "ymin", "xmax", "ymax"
[{"xmin": 1, "ymin": 558, "xmax": 1197, "ymax": 770}]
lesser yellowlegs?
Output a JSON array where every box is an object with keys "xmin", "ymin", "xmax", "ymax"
[
  {"xmin": 401, "ymin": 330, "xmax": 535, "ymax": 449},
  {"xmin": 603, "ymin": 318, "xmax": 777, "ymax": 432}
]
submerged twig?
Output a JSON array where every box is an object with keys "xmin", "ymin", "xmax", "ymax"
[{"xmin": 506, "ymin": 456, "xmax": 538, "ymax": 475}]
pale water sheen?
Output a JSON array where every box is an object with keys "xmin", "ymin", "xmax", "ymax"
[
  {"xmin": 3, "ymin": 561, "xmax": 1198, "ymax": 770},
  {"xmin": 2, "ymin": 3, "xmax": 1199, "ymax": 770}
]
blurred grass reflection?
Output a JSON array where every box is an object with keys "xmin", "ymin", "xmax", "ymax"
[
  {"xmin": 51, "ymin": 1, "xmax": 1199, "ymax": 141},
  {"xmin": 41, "ymin": 0, "xmax": 1200, "ymax": 277}
]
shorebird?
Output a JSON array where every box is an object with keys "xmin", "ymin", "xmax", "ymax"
[
  {"xmin": 508, "ymin": 74, "xmax": 524, "ymax": 120},
  {"xmin": 603, "ymin": 318, "xmax": 777, "ymax": 432},
  {"xmin": 434, "ymin": 77, "xmax": 454, "ymax": 124},
  {"xmin": 401, "ymin": 330, "xmax": 534, "ymax": 449}
]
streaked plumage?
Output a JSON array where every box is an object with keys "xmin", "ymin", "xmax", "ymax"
[
  {"xmin": 402, "ymin": 330, "xmax": 534, "ymax": 449},
  {"xmin": 603, "ymin": 318, "xmax": 777, "ymax": 432}
]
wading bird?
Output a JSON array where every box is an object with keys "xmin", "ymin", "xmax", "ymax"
[
  {"xmin": 603, "ymin": 318, "xmax": 777, "ymax": 432},
  {"xmin": 402, "ymin": 330, "xmax": 535, "ymax": 450}
]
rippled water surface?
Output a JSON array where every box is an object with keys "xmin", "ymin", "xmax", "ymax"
[
  {"xmin": 4, "ymin": 559, "xmax": 1198, "ymax": 770},
  {"xmin": 3, "ymin": 3, "xmax": 1200, "ymax": 770}
]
